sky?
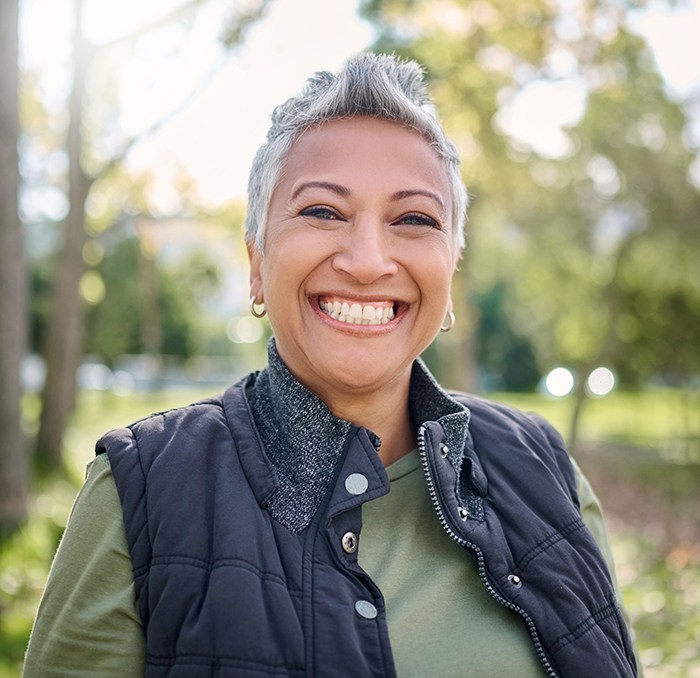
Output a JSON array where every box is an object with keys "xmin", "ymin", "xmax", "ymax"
[
  {"xmin": 20, "ymin": 0, "xmax": 375, "ymax": 211},
  {"xmin": 630, "ymin": 0, "xmax": 700, "ymax": 96},
  {"xmin": 115, "ymin": 0, "xmax": 377, "ymax": 208},
  {"xmin": 19, "ymin": 0, "xmax": 700, "ymax": 210}
]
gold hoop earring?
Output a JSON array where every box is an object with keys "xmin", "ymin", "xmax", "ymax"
[
  {"xmin": 440, "ymin": 310, "xmax": 455, "ymax": 332},
  {"xmin": 249, "ymin": 297, "xmax": 266, "ymax": 318}
]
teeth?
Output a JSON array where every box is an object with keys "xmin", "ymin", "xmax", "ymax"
[{"xmin": 319, "ymin": 299, "xmax": 396, "ymax": 326}]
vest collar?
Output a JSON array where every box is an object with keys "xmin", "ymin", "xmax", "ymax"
[
  {"xmin": 240, "ymin": 339, "xmax": 473, "ymax": 532},
  {"xmin": 246, "ymin": 340, "xmax": 353, "ymax": 531}
]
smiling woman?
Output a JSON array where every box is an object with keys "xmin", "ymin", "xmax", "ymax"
[
  {"xmin": 24, "ymin": 53, "xmax": 639, "ymax": 678},
  {"xmin": 248, "ymin": 117, "xmax": 456, "ymax": 452}
]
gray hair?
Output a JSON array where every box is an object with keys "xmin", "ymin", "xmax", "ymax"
[{"xmin": 244, "ymin": 52, "xmax": 468, "ymax": 255}]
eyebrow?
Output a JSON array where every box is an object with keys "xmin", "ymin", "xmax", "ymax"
[
  {"xmin": 391, "ymin": 189, "xmax": 445, "ymax": 211},
  {"xmin": 292, "ymin": 182, "xmax": 445, "ymax": 211},
  {"xmin": 291, "ymin": 181, "xmax": 350, "ymax": 201}
]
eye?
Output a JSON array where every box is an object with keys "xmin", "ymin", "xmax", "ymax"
[
  {"xmin": 394, "ymin": 212, "xmax": 440, "ymax": 229},
  {"xmin": 299, "ymin": 205, "xmax": 342, "ymax": 220}
]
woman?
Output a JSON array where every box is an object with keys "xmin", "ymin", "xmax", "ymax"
[{"xmin": 24, "ymin": 53, "xmax": 638, "ymax": 677}]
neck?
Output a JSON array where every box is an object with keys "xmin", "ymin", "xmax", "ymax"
[
  {"xmin": 317, "ymin": 376, "xmax": 417, "ymax": 467},
  {"xmin": 265, "ymin": 338, "xmax": 419, "ymax": 467}
]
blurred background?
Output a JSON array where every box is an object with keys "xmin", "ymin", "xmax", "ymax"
[{"xmin": 1, "ymin": 0, "xmax": 699, "ymax": 675}]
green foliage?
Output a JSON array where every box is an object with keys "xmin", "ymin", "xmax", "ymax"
[
  {"xmin": 578, "ymin": 445, "xmax": 700, "ymax": 677},
  {"xmin": 361, "ymin": 0, "xmax": 700, "ymax": 391},
  {"xmin": 474, "ymin": 279, "xmax": 540, "ymax": 391},
  {"xmin": 0, "ymin": 478, "xmax": 76, "ymax": 678},
  {"xmin": 28, "ymin": 254, "xmax": 53, "ymax": 354},
  {"xmin": 159, "ymin": 249, "xmax": 223, "ymax": 357},
  {"xmin": 81, "ymin": 234, "xmax": 226, "ymax": 363},
  {"xmin": 85, "ymin": 237, "xmax": 142, "ymax": 361},
  {"xmin": 614, "ymin": 533, "xmax": 700, "ymax": 676},
  {"xmin": 30, "ymin": 204, "xmax": 250, "ymax": 370},
  {"xmin": 497, "ymin": 387, "xmax": 700, "ymax": 454}
]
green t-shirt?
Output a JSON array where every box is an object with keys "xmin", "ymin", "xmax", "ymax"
[
  {"xmin": 360, "ymin": 449, "xmax": 548, "ymax": 676},
  {"xmin": 23, "ymin": 451, "xmax": 624, "ymax": 677},
  {"xmin": 23, "ymin": 454, "xmax": 145, "ymax": 678}
]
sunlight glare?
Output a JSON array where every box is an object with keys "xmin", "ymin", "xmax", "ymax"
[
  {"xmin": 544, "ymin": 367, "xmax": 575, "ymax": 398},
  {"xmin": 495, "ymin": 79, "xmax": 587, "ymax": 158},
  {"xmin": 586, "ymin": 367, "xmax": 616, "ymax": 398},
  {"xmin": 629, "ymin": 0, "xmax": 700, "ymax": 96}
]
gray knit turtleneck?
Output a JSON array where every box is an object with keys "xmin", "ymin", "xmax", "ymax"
[
  {"xmin": 247, "ymin": 341, "xmax": 353, "ymax": 531},
  {"xmin": 247, "ymin": 339, "xmax": 477, "ymax": 532}
]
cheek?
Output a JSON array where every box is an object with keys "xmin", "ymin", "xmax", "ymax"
[
  {"xmin": 410, "ymin": 243, "xmax": 454, "ymax": 287},
  {"xmin": 428, "ymin": 266, "xmax": 456, "ymax": 316},
  {"xmin": 266, "ymin": 231, "xmax": 336, "ymax": 280},
  {"xmin": 259, "ymin": 239, "xmax": 314, "ymax": 304}
]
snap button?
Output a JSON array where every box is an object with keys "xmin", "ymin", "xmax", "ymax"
[
  {"xmin": 354, "ymin": 600, "xmax": 378, "ymax": 619},
  {"xmin": 342, "ymin": 531, "xmax": 359, "ymax": 554},
  {"xmin": 440, "ymin": 443, "xmax": 449, "ymax": 458},
  {"xmin": 345, "ymin": 473, "xmax": 369, "ymax": 495},
  {"xmin": 458, "ymin": 506, "xmax": 468, "ymax": 520},
  {"xmin": 508, "ymin": 574, "xmax": 523, "ymax": 589}
]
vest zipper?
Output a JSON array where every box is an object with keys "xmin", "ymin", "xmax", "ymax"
[{"xmin": 417, "ymin": 425, "xmax": 559, "ymax": 678}]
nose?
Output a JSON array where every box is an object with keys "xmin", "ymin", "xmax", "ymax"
[{"xmin": 331, "ymin": 219, "xmax": 399, "ymax": 284}]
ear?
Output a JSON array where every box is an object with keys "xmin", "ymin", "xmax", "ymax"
[{"xmin": 247, "ymin": 241, "xmax": 264, "ymax": 303}]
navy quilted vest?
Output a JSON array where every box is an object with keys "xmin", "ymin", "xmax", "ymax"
[{"xmin": 98, "ymin": 363, "xmax": 637, "ymax": 677}]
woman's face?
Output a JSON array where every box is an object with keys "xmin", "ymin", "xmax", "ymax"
[{"xmin": 248, "ymin": 117, "xmax": 456, "ymax": 403}]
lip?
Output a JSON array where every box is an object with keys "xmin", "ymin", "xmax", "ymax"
[{"xmin": 309, "ymin": 294, "xmax": 407, "ymax": 333}]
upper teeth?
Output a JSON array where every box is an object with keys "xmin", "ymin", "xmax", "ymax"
[{"xmin": 319, "ymin": 300, "xmax": 395, "ymax": 325}]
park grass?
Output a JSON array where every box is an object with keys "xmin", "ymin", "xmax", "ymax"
[
  {"xmin": 495, "ymin": 387, "xmax": 700, "ymax": 454},
  {"xmin": 1, "ymin": 385, "xmax": 698, "ymax": 677}
]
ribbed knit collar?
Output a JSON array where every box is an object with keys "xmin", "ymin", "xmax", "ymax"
[{"xmin": 247, "ymin": 339, "xmax": 471, "ymax": 532}]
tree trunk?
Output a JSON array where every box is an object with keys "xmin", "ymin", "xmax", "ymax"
[
  {"xmin": 35, "ymin": 0, "xmax": 272, "ymax": 468},
  {"xmin": 36, "ymin": 0, "xmax": 92, "ymax": 470},
  {"xmin": 568, "ymin": 381, "xmax": 587, "ymax": 449},
  {"xmin": 136, "ymin": 220, "xmax": 163, "ymax": 387},
  {"xmin": 0, "ymin": 0, "xmax": 29, "ymax": 534}
]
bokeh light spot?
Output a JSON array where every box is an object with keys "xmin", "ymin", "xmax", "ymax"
[
  {"xmin": 544, "ymin": 367, "xmax": 575, "ymax": 397},
  {"xmin": 586, "ymin": 367, "xmax": 616, "ymax": 397}
]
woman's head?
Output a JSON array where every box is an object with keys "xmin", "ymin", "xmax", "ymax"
[
  {"xmin": 245, "ymin": 52, "xmax": 468, "ymax": 256},
  {"xmin": 246, "ymin": 54, "xmax": 467, "ymax": 408}
]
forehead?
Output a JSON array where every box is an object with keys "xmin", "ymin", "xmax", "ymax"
[{"xmin": 278, "ymin": 117, "xmax": 451, "ymax": 202}]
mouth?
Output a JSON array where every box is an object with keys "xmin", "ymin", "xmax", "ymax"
[{"xmin": 316, "ymin": 295, "xmax": 398, "ymax": 326}]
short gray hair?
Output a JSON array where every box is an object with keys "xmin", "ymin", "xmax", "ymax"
[{"xmin": 244, "ymin": 52, "xmax": 468, "ymax": 255}]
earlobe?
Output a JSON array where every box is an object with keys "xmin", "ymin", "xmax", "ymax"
[
  {"xmin": 439, "ymin": 297, "xmax": 456, "ymax": 333},
  {"xmin": 247, "ymin": 241, "xmax": 264, "ymax": 303}
]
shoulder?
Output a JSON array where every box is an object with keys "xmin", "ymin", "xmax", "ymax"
[
  {"xmin": 95, "ymin": 378, "xmax": 253, "ymax": 468},
  {"xmin": 450, "ymin": 390, "xmax": 563, "ymax": 442},
  {"xmin": 95, "ymin": 378, "xmax": 262, "ymax": 494},
  {"xmin": 98, "ymin": 394, "xmax": 223, "ymax": 445},
  {"xmin": 450, "ymin": 391, "xmax": 577, "ymax": 498}
]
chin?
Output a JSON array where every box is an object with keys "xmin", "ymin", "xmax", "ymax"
[{"xmin": 321, "ymin": 353, "xmax": 410, "ymax": 397}]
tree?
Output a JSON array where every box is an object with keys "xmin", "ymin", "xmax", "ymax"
[
  {"xmin": 0, "ymin": 0, "xmax": 29, "ymax": 534},
  {"xmin": 34, "ymin": 0, "xmax": 271, "ymax": 469},
  {"xmin": 83, "ymin": 229, "xmax": 224, "ymax": 365},
  {"xmin": 476, "ymin": 279, "xmax": 540, "ymax": 392},
  {"xmin": 35, "ymin": 0, "xmax": 93, "ymax": 470},
  {"xmin": 361, "ymin": 0, "xmax": 700, "ymax": 442}
]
